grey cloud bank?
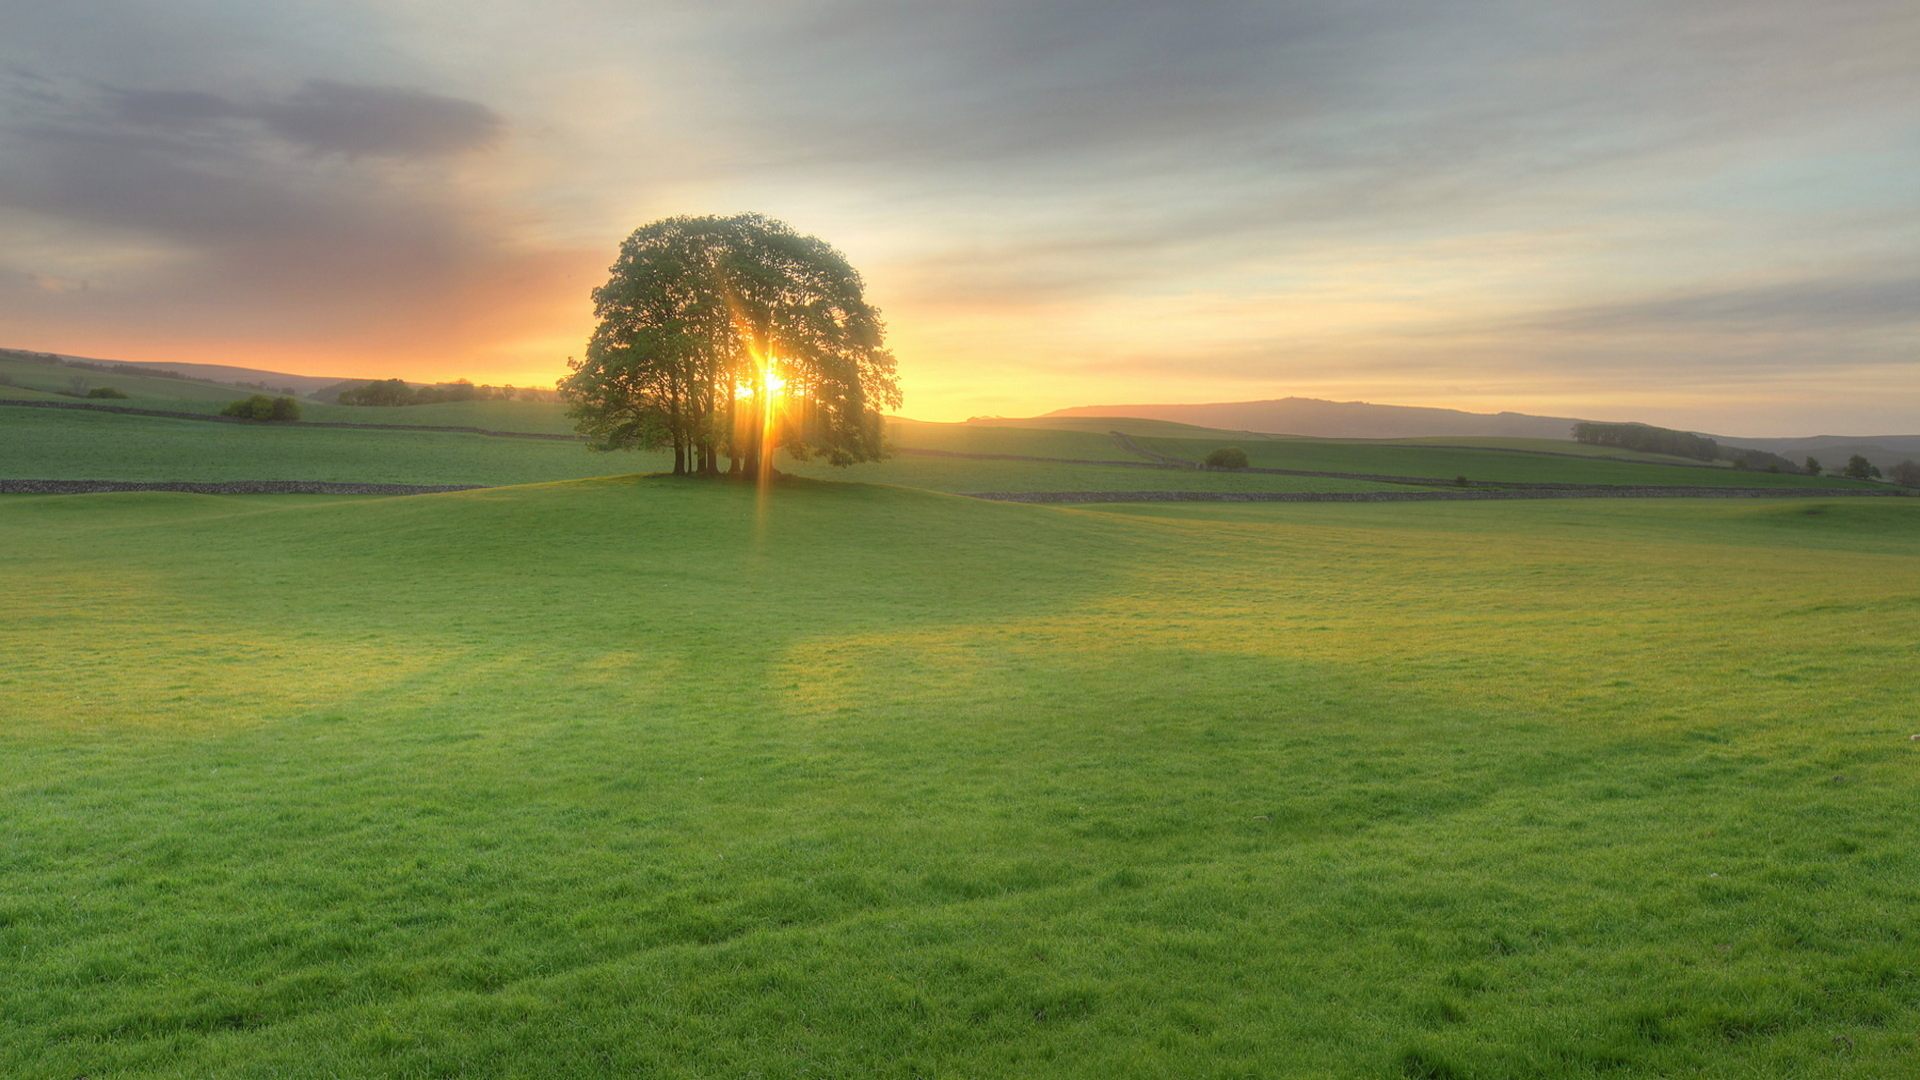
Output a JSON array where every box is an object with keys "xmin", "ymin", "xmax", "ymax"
[{"xmin": 0, "ymin": 0, "xmax": 1915, "ymax": 430}]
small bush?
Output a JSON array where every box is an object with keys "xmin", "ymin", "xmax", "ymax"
[
  {"xmin": 221, "ymin": 395, "xmax": 302, "ymax": 422},
  {"xmin": 1204, "ymin": 447, "xmax": 1250, "ymax": 469},
  {"xmin": 86, "ymin": 386, "xmax": 129, "ymax": 399},
  {"xmin": 1454, "ymin": 475, "xmax": 1469, "ymax": 487}
]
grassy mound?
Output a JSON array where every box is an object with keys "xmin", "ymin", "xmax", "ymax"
[{"xmin": 3, "ymin": 479, "xmax": 1917, "ymax": 1076}]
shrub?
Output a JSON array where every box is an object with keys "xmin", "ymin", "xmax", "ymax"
[
  {"xmin": 1204, "ymin": 447, "xmax": 1250, "ymax": 469},
  {"xmin": 86, "ymin": 386, "xmax": 129, "ymax": 399},
  {"xmin": 1842, "ymin": 454, "xmax": 1880, "ymax": 481},
  {"xmin": 1890, "ymin": 460, "xmax": 1920, "ymax": 488},
  {"xmin": 1454, "ymin": 475, "xmax": 1470, "ymax": 487},
  {"xmin": 338, "ymin": 378, "xmax": 416, "ymax": 406},
  {"xmin": 221, "ymin": 395, "xmax": 301, "ymax": 422}
]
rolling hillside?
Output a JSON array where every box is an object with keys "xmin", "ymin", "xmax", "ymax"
[
  {"xmin": 1044, "ymin": 397, "xmax": 1585, "ymax": 439},
  {"xmin": 3, "ymin": 399, "xmax": 1895, "ymax": 498}
]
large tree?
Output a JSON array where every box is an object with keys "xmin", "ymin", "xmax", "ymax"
[{"xmin": 560, "ymin": 214, "xmax": 900, "ymax": 477}]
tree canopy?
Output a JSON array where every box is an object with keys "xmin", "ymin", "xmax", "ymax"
[
  {"xmin": 1843, "ymin": 454, "xmax": 1881, "ymax": 481},
  {"xmin": 560, "ymin": 214, "xmax": 901, "ymax": 477}
]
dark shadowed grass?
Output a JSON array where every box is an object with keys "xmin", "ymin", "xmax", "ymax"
[{"xmin": 2, "ymin": 480, "xmax": 1918, "ymax": 1076}]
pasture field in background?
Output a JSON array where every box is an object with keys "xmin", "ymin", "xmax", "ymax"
[
  {"xmin": 3, "ymin": 479, "xmax": 1917, "ymax": 1077},
  {"xmin": 2, "ymin": 401, "xmax": 1885, "ymax": 496}
]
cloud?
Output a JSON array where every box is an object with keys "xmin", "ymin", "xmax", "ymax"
[
  {"xmin": 1519, "ymin": 274, "xmax": 1920, "ymax": 335},
  {"xmin": 257, "ymin": 80, "xmax": 502, "ymax": 157},
  {"xmin": 1, "ymin": 0, "xmax": 1917, "ymax": 429},
  {"xmin": 110, "ymin": 88, "xmax": 242, "ymax": 126},
  {"xmin": 0, "ymin": 63, "xmax": 565, "ymax": 370},
  {"xmin": 107, "ymin": 80, "xmax": 501, "ymax": 158}
]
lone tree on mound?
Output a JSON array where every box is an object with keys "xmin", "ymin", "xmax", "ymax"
[{"xmin": 560, "ymin": 214, "xmax": 901, "ymax": 477}]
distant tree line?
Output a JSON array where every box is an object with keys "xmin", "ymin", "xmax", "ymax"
[
  {"xmin": 335, "ymin": 378, "xmax": 555, "ymax": 406},
  {"xmin": 1572, "ymin": 421, "xmax": 1801, "ymax": 473},
  {"xmin": 0, "ymin": 348, "xmax": 64, "ymax": 366},
  {"xmin": 1572, "ymin": 422, "xmax": 1718, "ymax": 460}
]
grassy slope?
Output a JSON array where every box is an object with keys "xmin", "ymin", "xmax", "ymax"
[
  {"xmin": 886, "ymin": 418, "xmax": 1139, "ymax": 461},
  {"xmin": 2, "ymin": 481, "xmax": 1917, "ymax": 1077},
  {"xmin": 0, "ymin": 383, "xmax": 71, "ymax": 403},
  {"xmin": 1379, "ymin": 435, "xmax": 1711, "ymax": 464},
  {"xmin": 1, "ymin": 356, "xmax": 578, "ymax": 433},
  {"xmin": 0, "ymin": 355, "xmax": 256, "ymax": 406},
  {"xmin": 779, "ymin": 455, "xmax": 1411, "ymax": 494},
  {"xmin": 292, "ymin": 399, "xmax": 577, "ymax": 434},
  {"xmin": 0, "ymin": 406, "xmax": 1413, "ymax": 493},
  {"xmin": 0, "ymin": 406, "xmax": 652, "ymax": 486},
  {"xmin": 13, "ymin": 403, "xmax": 1886, "ymax": 495},
  {"xmin": 1134, "ymin": 433, "xmax": 1873, "ymax": 489}
]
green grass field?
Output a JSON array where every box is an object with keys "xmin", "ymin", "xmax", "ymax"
[
  {"xmin": 0, "ymin": 354, "xmax": 257, "ymax": 408},
  {"xmin": 3, "ymin": 480, "xmax": 1917, "ymax": 1077},
  {"xmin": 5, "ymin": 401, "xmax": 1884, "ymax": 497},
  {"xmin": 1, "ymin": 356, "xmax": 577, "ymax": 433},
  {"xmin": 0, "ymin": 406, "xmax": 638, "ymax": 486},
  {"xmin": 1132, "ymin": 433, "xmax": 1870, "ymax": 489}
]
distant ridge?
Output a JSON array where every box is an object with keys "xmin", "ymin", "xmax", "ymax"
[
  {"xmin": 1042, "ymin": 396, "xmax": 1920, "ymax": 469},
  {"xmin": 1043, "ymin": 397, "xmax": 1583, "ymax": 440},
  {"xmin": 47, "ymin": 354, "xmax": 373, "ymax": 397}
]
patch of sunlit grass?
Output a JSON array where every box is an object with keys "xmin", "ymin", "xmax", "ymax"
[{"xmin": 1, "ymin": 483, "xmax": 1916, "ymax": 1076}]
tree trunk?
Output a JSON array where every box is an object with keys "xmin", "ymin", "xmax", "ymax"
[{"xmin": 672, "ymin": 444, "xmax": 686, "ymax": 475}]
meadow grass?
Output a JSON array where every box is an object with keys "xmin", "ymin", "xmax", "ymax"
[
  {"xmin": 0, "ymin": 355, "xmax": 254, "ymax": 407},
  {"xmin": 2, "ymin": 479, "xmax": 1916, "ymax": 1077},
  {"xmin": 0, "ymin": 406, "xmax": 643, "ymax": 486},
  {"xmin": 777, "ymin": 454, "xmax": 1413, "ymax": 493},
  {"xmin": 0, "ymin": 358, "xmax": 575, "ymax": 434},
  {"xmin": 1133, "ymin": 433, "xmax": 1871, "ymax": 489},
  {"xmin": 288, "ymin": 399, "xmax": 579, "ymax": 434},
  {"xmin": 9, "ymin": 403, "xmax": 1875, "ymax": 497},
  {"xmin": 1382, "ymin": 435, "xmax": 1711, "ymax": 463},
  {"xmin": 0, "ymin": 406, "xmax": 1408, "ymax": 493},
  {"xmin": 886, "ymin": 418, "xmax": 1143, "ymax": 460}
]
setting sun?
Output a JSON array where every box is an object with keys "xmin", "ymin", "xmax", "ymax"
[{"xmin": 4, "ymin": 4, "xmax": 1918, "ymax": 1075}]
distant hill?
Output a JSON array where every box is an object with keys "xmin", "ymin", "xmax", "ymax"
[
  {"xmin": 1043, "ymin": 397, "xmax": 1584, "ymax": 440},
  {"xmin": 1727, "ymin": 435, "xmax": 1920, "ymax": 473},
  {"xmin": 47, "ymin": 354, "xmax": 375, "ymax": 397},
  {"xmin": 1040, "ymin": 396, "xmax": 1919, "ymax": 469}
]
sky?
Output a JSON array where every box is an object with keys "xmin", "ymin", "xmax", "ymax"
[{"xmin": 2, "ymin": 1, "xmax": 1916, "ymax": 435}]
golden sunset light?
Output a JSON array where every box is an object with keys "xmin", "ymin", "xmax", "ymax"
[{"xmin": 4, "ymin": 5, "xmax": 1918, "ymax": 1077}]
